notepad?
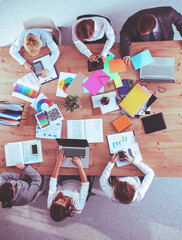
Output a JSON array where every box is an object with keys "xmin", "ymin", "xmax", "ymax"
[
  {"xmin": 131, "ymin": 49, "xmax": 153, "ymax": 70},
  {"xmin": 83, "ymin": 70, "xmax": 110, "ymax": 96},
  {"xmin": 113, "ymin": 115, "xmax": 132, "ymax": 132},
  {"xmin": 109, "ymin": 58, "xmax": 127, "ymax": 73},
  {"xmin": 119, "ymin": 84, "xmax": 152, "ymax": 117},
  {"xmin": 103, "ymin": 55, "xmax": 119, "ymax": 81},
  {"xmin": 114, "ymin": 76, "xmax": 123, "ymax": 88},
  {"xmin": 141, "ymin": 112, "xmax": 167, "ymax": 134}
]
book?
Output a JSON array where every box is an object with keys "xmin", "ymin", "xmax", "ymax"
[
  {"xmin": 107, "ymin": 131, "xmax": 142, "ymax": 167},
  {"xmin": 113, "ymin": 115, "xmax": 132, "ymax": 132},
  {"xmin": 141, "ymin": 112, "xmax": 167, "ymax": 134},
  {"xmin": 67, "ymin": 118, "xmax": 103, "ymax": 143},
  {"xmin": 0, "ymin": 102, "xmax": 24, "ymax": 111},
  {"xmin": 0, "ymin": 110, "xmax": 22, "ymax": 120},
  {"xmin": 33, "ymin": 54, "xmax": 59, "ymax": 84},
  {"xmin": 4, "ymin": 139, "xmax": 43, "ymax": 167},
  {"xmin": 119, "ymin": 84, "xmax": 152, "ymax": 117},
  {"xmin": 0, "ymin": 118, "xmax": 20, "ymax": 126},
  {"xmin": 117, "ymin": 79, "xmax": 133, "ymax": 100},
  {"xmin": 35, "ymin": 104, "xmax": 64, "ymax": 130}
]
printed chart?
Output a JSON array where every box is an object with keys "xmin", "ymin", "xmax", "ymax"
[{"xmin": 56, "ymin": 72, "xmax": 76, "ymax": 98}]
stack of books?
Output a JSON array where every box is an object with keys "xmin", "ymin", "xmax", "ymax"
[{"xmin": 0, "ymin": 102, "xmax": 27, "ymax": 126}]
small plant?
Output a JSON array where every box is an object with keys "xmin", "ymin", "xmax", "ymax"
[{"xmin": 62, "ymin": 95, "xmax": 81, "ymax": 112}]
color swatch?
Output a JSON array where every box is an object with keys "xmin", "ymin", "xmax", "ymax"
[
  {"xmin": 35, "ymin": 111, "xmax": 50, "ymax": 129},
  {"xmin": 59, "ymin": 77, "xmax": 74, "ymax": 92},
  {"xmin": 14, "ymin": 83, "xmax": 38, "ymax": 99},
  {"xmin": 37, "ymin": 99, "xmax": 53, "ymax": 112}
]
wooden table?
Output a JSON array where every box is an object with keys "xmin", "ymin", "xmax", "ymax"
[{"xmin": 0, "ymin": 41, "xmax": 182, "ymax": 177}]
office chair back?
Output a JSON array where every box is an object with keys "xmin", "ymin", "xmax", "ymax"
[{"xmin": 23, "ymin": 17, "xmax": 62, "ymax": 45}]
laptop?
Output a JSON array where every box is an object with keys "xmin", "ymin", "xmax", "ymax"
[
  {"xmin": 140, "ymin": 57, "xmax": 175, "ymax": 83},
  {"xmin": 56, "ymin": 138, "xmax": 89, "ymax": 168}
]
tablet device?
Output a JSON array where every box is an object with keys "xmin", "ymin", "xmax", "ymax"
[
  {"xmin": 141, "ymin": 112, "xmax": 167, "ymax": 134},
  {"xmin": 32, "ymin": 61, "xmax": 44, "ymax": 76},
  {"xmin": 88, "ymin": 58, "xmax": 104, "ymax": 72}
]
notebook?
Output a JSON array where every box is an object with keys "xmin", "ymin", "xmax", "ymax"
[
  {"xmin": 113, "ymin": 115, "xmax": 132, "ymax": 132},
  {"xmin": 140, "ymin": 57, "xmax": 175, "ymax": 82},
  {"xmin": 119, "ymin": 84, "xmax": 152, "ymax": 117},
  {"xmin": 56, "ymin": 139, "xmax": 89, "ymax": 168},
  {"xmin": 141, "ymin": 112, "xmax": 167, "ymax": 134}
]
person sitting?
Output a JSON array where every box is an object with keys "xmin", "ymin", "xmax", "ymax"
[
  {"xmin": 47, "ymin": 149, "xmax": 89, "ymax": 221},
  {"xmin": 72, "ymin": 16, "xmax": 115, "ymax": 63},
  {"xmin": 0, "ymin": 163, "xmax": 42, "ymax": 208},
  {"xmin": 120, "ymin": 6, "xmax": 182, "ymax": 65},
  {"xmin": 9, "ymin": 28, "xmax": 60, "ymax": 77},
  {"xmin": 100, "ymin": 153, "xmax": 154, "ymax": 204}
]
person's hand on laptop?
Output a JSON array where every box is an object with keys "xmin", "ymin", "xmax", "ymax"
[
  {"xmin": 72, "ymin": 157, "xmax": 83, "ymax": 169},
  {"xmin": 56, "ymin": 149, "xmax": 66, "ymax": 167}
]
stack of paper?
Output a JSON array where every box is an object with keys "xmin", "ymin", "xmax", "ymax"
[
  {"xmin": 119, "ymin": 84, "xmax": 152, "ymax": 117},
  {"xmin": 109, "ymin": 59, "xmax": 126, "ymax": 73}
]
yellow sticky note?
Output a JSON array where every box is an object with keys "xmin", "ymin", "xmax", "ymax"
[{"xmin": 114, "ymin": 76, "xmax": 123, "ymax": 88}]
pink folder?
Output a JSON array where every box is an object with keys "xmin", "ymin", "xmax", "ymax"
[{"xmin": 83, "ymin": 70, "xmax": 110, "ymax": 96}]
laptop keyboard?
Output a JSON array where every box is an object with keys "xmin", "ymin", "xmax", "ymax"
[
  {"xmin": 143, "ymin": 66, "xmax": 173, "ymax": 77},
  {"xmin": 63, "ymin": 148, "xmax": 86, "ymax": 158}
]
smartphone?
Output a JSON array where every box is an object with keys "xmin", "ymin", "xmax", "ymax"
[
  {"xmin": 118, "ymin": 151, "xmax": 125, "ymax": 160},
  {"xmin": 31, "ymin": 144, "xmax": 38, "ymax": 155},
  {"xmin": 32, "ymin": 61, "xmax": 44, "ymax": 76}
]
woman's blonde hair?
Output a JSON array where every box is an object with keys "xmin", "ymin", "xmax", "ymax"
[{"xmin": 24, "ymin": 34, "xmax": 41, "ymax": 55}]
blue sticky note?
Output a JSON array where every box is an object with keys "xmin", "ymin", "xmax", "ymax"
[
  {"xmin": 131, "ymin": 49, "xmax": 153, "ymax": 70},
  {"xmin": 83, "ymin": 78, "xmax": 104, "ymax": 93}
]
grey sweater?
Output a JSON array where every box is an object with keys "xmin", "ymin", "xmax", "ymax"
[{"xmin": 0, "ymin": 165, "xmax": 42, "ymax": 206}]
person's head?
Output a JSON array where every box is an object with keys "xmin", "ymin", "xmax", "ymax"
[
  {"xmin": 137, "ymin": 14, "xmax": 156, "ymax": 35},
  {"xmin": 0, "ymin": 183, "xmax": 15, "ymax": 208},
  {"xmin": 75, "ymin": 19, "xmax": 95, "ymax": 42},
  {"xmin": 113, "ymin": 178, "xmax": 136, "ymax": 204},
  {"xmin": 24, "ymin": 34, "xmax": 41, "ymax": 56},
  {"xmin": 50, "ymin": 192, "xmax": 74, "ymax": 222}
]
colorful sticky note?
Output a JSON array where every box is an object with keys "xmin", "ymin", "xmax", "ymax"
[
  {"xmin": 114, "ymin": 76, "xmax": 123, "ymax": 88},
  {"xmin": 83, "ymin": 78, "xmax": 104, "ymax": 93},
  {"xmin": 83, "ymin": 70, "xmax": 110, "ymax": 96},
  {"xmin": 131, "ymin": 49, "xmax": 153, "ymax": 70},
  {"xmin": 103, "ymin": 55, "xmax": 119, "ymax": 81},
  {"xmin": 109, "ymin": 59, "xmax": 127, "ymax": 73}
]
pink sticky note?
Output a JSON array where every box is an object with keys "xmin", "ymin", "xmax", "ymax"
[{"xmin": 83, "ymin": 70, "xmax": 110, "ymax": 95}]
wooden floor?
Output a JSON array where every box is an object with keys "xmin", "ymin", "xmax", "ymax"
[{"xmin": 0, "ymin": 41, "xmax": 182, "ymax": 176}]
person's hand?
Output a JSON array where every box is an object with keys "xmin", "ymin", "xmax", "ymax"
[
  {"xmin": 56, "ymin": 149, "xmax": 66, "ymax": 166},
  {"xmin": 23, "ymin": 62, "xmax": 33, "ymax": 72},
  {"xmin": 123, "ymin": 56, "xmax": 131, "ymax": 66},
  {"xmin": 89, "ymin": 54, "xmax": 99, "ymax": 63},
  {"xmin": 110, "ymin": 153, "xmax": 118, "ymax": 163},
  {"xmin": 72, "ymin": 157, "xmax": 83, "ymax": 168},
  {"xmin": 124, "ymin": 153, "xmax": 134, "ymax": 163},
  {"xmin": 39, "ymin": 69, "xmax": 49, "ymax": 78},
  {"xmin": 100, "ymin": 55, "xmax": 106, "ymax": 64},
  {"xmin": 15, "ymin": 162, "xmax": 25, "ymax": 170}
]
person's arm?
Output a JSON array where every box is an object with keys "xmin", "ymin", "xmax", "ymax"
[
  {"xmin": 42, "ymin": 31, "xmax": 60, "ymax": 71},
  {"xmin": 100, "ymin": 19, "xmax": 115, "ymax": 62},
  {"xmin": 170, "ymin": 7, "xmax": 182, "ymax": 37},
  {"xmin": 0, "ymin": 172, "xmax": 21, "ymax": 186},
  {"xmin": 71, "ymin": 157, "xmax": 88, "ymax": 182},
  {"xmin": 14, "ymin": 163, "xmax": 42, "ymax": 202},
  {"xmin": 72, "ymin": 22, "xmax": 93, "ymax": 58},
  {"xmin": 119, "ymin": 21, "xmax": 132, "ymax": 60},
  {"xmin": 99, "ymin": 153, "xmax": 118, "ymax": 199},
  {"xmin": 124, "ymin": 153, "xmax": 155, "ymax": 198}
]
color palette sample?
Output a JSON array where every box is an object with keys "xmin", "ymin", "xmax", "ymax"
[
  {"xmin": 14, "ymin": 83, "xmax": 38, "ymax": 99},
  {"xmin": 36, "ymin": 99, "xmax": 53, "ymax": 112},
  {"xmin": 35, "ymin": 111, "xmax": 50, "ymax": 129},
  {"xmin": 59, "ymin": 77, "xmax": 74, "ymax": 92},
  {"xmin": 47, "ymin": 106, "xmax": 61, "ymax": 121}
]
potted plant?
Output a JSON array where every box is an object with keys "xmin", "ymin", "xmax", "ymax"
[{"xmin": 62, "ymin": 95, "xmax": 81, "ymax": 112}]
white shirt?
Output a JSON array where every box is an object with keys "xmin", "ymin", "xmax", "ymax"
[
  {"xmin": 47, "ymin": 177, "xmax": 89, "ymax": 214},
  {"xmin": 100, "ymin": 160, "xmax": 154, "ymax": 203},
  {"xmin": 72, "ymin": 17, "xmax": 115, "ymax": 58},
  {"xmin": 9, "ymin": 29, "xmax": 60, "ymax": 71}
]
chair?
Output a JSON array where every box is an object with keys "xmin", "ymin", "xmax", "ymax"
[
  {"xmin": 30, "ymin": 175, "xmax": 47, "ymax": 204},
  {"xmin": 23, "ymin": 17, "xmax": 62, "ymax": 45},
  {"xmin": 86, "ymin": 176, "xmax": 95, "ymax": 201},
  {"xmin": 76, "ymin": 14, "xmax": 111, "ymax": 44}
]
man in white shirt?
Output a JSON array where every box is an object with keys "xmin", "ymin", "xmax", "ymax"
[
  {"xmin": 72, "ymin": 17, "xmax": 115, "ymax": 63},
  {"xmin": 9, "ymin": 28, "xmax": 60, "ymax": 77},
  {"xmin": 100, "ymin": 153, "xmax": 154, "ymax": 203}
]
